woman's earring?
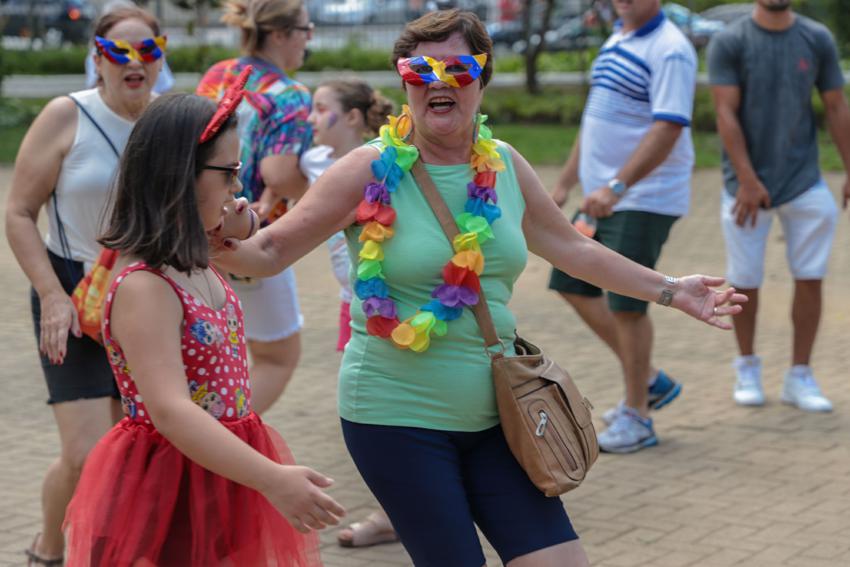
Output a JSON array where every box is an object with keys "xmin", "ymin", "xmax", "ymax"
[
  {"xmin": 395, "ymin": 108, "xmax": 414, "ymax": 143},
  {"xmin": 472, "ymin": 112, "xmax": 481, "ymax": 144}
]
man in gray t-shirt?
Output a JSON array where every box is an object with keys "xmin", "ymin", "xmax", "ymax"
[{"xmin": 707, "ymin": 0, "xmax": 850, "ymax": 413}]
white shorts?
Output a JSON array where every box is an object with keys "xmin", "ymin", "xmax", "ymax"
[
  {"xmin": 226, "ymin": 267, "xmax": 304, "ymax": 342},
  {"xmin": 720, "ymin": 180, "xmax": 838, "ymax": 288}
]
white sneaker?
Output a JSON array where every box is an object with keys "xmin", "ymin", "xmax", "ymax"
[
  {"xmin": 597, "ymin": 407, "xmax": 657, "ymax": 454},
  {"xmin": 733, "ymin": 355, "xmax": 765, "ymax": 406},
  {"xmin": 601, "ymin": 402, "xmax": 625, "ymax": 426},
  {"xmin": 781, "ymin": 366, "xmax": 833, "ymax": 413}
]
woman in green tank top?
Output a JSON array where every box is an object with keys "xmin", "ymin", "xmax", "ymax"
[{"xmin": 215, "ymin": 11, "xmax": 746, "ymax": 565}]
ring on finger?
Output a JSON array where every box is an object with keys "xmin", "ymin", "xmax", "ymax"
[{"xmin": 713, "ymin": 307, "xmax": 718, "ymax": 316}]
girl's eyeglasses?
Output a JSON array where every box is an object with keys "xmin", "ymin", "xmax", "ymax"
[
  {"xmin": 203, "ymin": 162, "xmax": 242, "ymax": 185},
  {"xmin": 95, "ymin": 35, "xmax": 167, "ymax": 65},
  {"xmin": 292, "ymin": 22, "xmax": 315, "ymax": 37}
]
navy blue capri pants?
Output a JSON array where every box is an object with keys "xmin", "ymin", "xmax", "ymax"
[{"xmin": 341, "ymin": 418, "xmax": 578, "ymax": 566}]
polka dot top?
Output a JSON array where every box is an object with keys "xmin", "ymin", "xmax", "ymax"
[{"xmin": 102, "ymin": 262, "xmax": 252, "ymax": 424}]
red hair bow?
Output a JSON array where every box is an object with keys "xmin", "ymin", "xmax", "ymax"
[{"xmin": 199, "ymin": 65, "xmax": 252, "ymax": 144}]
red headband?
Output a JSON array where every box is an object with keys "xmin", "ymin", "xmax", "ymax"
[{"xmin": 199, "ymin": 65, "xmax": 252, "ymax": 144}]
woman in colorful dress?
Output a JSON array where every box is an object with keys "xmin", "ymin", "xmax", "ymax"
[
  {"xmin": 196, "ymin": 0, "xmax": 314, "ymax": 414},
  {"xmin": 215, "ymin": 10, "xmax": 746, "ymax": 566},
  {"xmin": 5, "ymin": 7, "xmax": 163, "ymax": 564}
]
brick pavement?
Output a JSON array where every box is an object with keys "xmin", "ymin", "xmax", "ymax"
[{"xmin": 0, "ymin": 167, "xmax": 848, "ymax": 566}]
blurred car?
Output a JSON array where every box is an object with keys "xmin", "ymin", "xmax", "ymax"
[
  {"xmin": 487, "ymin": 3, "xmax": 576, "ymax": 49},
  {"xmin": 509, "ymin": 16, "xmax": 604, "ymax": 54},
  {"xmin": 1, "ymin": 0, "xmax": 95, "ymax": 44},
  {"xmin": 662, "ymin": 2, "xmax": 724, "ymax": 48},
  {"xmin": 424, "ymin": 0, "xmax": 487, "ymax": 21},
  {"xmin": 489, "ymin": 11, "xmax": 603, "ymax": 54},
  {"xmin": 313, "ymin": 0, "xmax": 412, "ymax": 25},
  {"xmin": 699, "ymin": 3, "xmax": 753, "ymax": 25}
]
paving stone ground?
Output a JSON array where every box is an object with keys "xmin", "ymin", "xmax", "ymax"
[{"xmin": 0, "ymin": 166, "xmax": 848, "ymax": 567}]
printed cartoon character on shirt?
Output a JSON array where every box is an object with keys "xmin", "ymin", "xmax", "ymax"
[
  {"xmin": 225, "ymin": 303, "xmax": 240, "ymax": 358},
  {"xmin": 121, "ymin": 395, "xmax": 137, "ymax": 419},
  {"xmin": 235, "ymin": 387, "xmax": 249, "ymax": 418},
  {"xmin": 105, "ymin": 340, "xmax": 131, "ymax": 375},
  {"xmin": 190, "ymin": 319, "xmax": 225, "ymax": 347},
  {"xmin": 189, "ymin": 380, "xmax": 225, "ymax": 419}
]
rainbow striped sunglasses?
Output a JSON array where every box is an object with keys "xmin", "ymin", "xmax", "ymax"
[
  {"xmin": 397, "ymin": 54, "xmax": 487, "ymax": 88},
  {"xmin": 95, "ymin": 35, "xmax": 167, "ymax": 65}
]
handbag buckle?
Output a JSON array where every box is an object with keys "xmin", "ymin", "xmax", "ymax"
[{"xmin": 484, "ymin": 341, "xmax": 506, "ymax": 359}]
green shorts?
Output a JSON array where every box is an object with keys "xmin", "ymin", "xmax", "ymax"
[{"xmin": 548, "ymin": 210, "xmax": 678, "ymax": 313}]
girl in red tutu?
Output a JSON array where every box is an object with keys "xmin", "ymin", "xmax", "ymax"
[{"xmin": 63, "ymin": 74, "xmax": 344, "ymax": 567}]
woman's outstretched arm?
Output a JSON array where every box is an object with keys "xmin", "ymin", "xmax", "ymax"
[
  {"xmin": 212, "ymin": 145, "xmax": 375, "ymax": 278},
  {"xmin": 511, "ymin": 145, "xmax": 746, "ymax": 327}
]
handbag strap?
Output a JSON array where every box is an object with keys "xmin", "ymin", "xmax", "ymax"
[
  {"xmin": 410, "ymin": 160, "xmax": 504, "ymax": 354},
  {"xmin": 53, "ymin": 95, "xmax": 121, "ymax": 267},
  {"xmin": 68, "ymin": 94, "xmax": 121, "ymax": 158}
]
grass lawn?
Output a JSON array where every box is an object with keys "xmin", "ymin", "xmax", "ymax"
[
  {"xmin": 0, "ymin": 123, "xmax": 845, "ymax": 172},
  {"xmin": 0, "ymin": 125, "xmax": 27, "ymax": 164},
  {"xmin": 496, "ymin": 124, "xmax": 845, "ymax": 172},
  {"xmin": 498, "ymin": 123, "xmax": 726, "ymax": 168}
]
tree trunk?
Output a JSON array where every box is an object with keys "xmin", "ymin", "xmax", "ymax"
[
  {"xmin": 524, "ymin": 0, "xmax": 556, "ymax": 94},
  {"xmin": 521, "ymin": 0, "xmax": 536, "ymax": 93}
]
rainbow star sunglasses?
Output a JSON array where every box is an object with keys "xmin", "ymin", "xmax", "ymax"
[
  {"xmin": 95, "ymin": 35, "xmax": 167, "ymax": 65},
  {"xmin": 396, "ymin": 54, "xmax": 487, "ymax": 88}
]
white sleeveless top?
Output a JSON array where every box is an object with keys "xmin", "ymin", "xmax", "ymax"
[{"xmin": 44, "ymin": 88, "xmax": 134, "ymax": 268}]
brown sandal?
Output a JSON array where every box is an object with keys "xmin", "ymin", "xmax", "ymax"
[
  {"xmin": 25, "ymin": 534, "xmax": 63, "ymax": 566},
  {"xmin": 336, "ymin": 511, "xmax": 399, "ymax": 548}
]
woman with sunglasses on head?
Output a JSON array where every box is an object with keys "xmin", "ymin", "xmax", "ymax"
[
  {"xmin": 4, "ymin": 7, "xmax": 163, "ymax": 565},
  {"xmin": 196, "ymin": 0, "xmax": 314, "ymax": 415},
  {"xmin": 215, "ymin": 10, "xmax": 746, "ymax": 566}
]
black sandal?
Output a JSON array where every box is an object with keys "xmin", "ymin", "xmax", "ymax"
[{"xmin": 25, "ymin": 534, "xmax": 64, "ymax": 566}]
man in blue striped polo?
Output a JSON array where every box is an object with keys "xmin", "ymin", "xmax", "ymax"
[{"xmin": 549, "ymin": 0, "xmax": 697, "ymax": 453}]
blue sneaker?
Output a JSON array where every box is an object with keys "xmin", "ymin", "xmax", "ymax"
[
  {"xmin": 598, "ymin": 407, "xmax": 658, "ymax": 454},
  {"xmin": 602, "ymin": 370, "xmax": 682, "ymax": 425},
  {"xmin": 648, "ymin": 370, "xmax": 682, "ymax": 410}
]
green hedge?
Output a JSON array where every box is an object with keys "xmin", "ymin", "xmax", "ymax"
[
  {"xmin": 2, "ymin": 45, "xmax": 597, "ymax": 75},
  {"xmin": 4, "ymin": 84, "xmax": 849, "ymax": 134}
]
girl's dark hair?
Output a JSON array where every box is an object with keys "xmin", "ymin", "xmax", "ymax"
[
  {"xmin": 94, "ymin": 6, "xmax": 161, "ymax": 40},
  {"xmin": 319, "ymin": 78, "xmax": 395, "ymax": 136},
  {"xmin": 99, "ymin": 93, "xmax": 237, "ymax": 273}
]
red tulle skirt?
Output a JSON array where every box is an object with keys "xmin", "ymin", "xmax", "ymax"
[{"xmin": 64, "ymin": 413, "xmax": 321, "ymax": 567}]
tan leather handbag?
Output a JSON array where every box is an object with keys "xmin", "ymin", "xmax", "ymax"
[{"xmin": 412, "ymin": 162, "xmax": 599, "ymax": 497}]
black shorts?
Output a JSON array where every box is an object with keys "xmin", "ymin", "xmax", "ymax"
[
  {"xmin": 549, "ymin": 210, "xmax": 678, "ymax": 313},
  {"xmin": 30, "ymin": 250, "xmax": 118, "ymax": 405}
]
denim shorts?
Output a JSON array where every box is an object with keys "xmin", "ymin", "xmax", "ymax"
[
  {"xmin": 30, "ymin": 250, "xmax": 118, "ymax": 404},
  {"xmin": 341, "ymin": 419, "xmax": 578, "ymax": 566}
]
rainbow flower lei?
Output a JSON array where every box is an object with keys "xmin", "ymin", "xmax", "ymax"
[{"xmin": 354, "ymin": 105, "xmax": 505, "ymax": 353}]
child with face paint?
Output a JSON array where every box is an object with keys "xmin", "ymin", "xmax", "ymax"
[{"xmin": 301, "ymin": 79, "xmax": 394, "ymax": 352}]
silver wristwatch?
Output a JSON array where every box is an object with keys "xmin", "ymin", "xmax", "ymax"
[
  {"xmin": 657, "ymin": 275, "xmax": 678, "ymax": 306},
  {"xmin": 608, "ymin": 178, "xmax": 627, "ymax": 197}
]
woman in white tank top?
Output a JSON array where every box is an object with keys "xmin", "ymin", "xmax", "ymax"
[{"xmin": 4, "ymin": 7, "xmax": 162, "ymax": 565}]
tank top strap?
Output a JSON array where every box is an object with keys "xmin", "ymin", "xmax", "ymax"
[{"xmin": 102, "ymin": 262, "xmax": 188, "ymax": 347}]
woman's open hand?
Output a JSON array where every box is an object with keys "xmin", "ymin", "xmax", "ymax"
[
  {"xmin": 261, "ymin": 465, "xmax": 346, "ymax": 533},
  {"xmin": 39, "ymin": 290, "xmax": 81, "ymax": 364},
  {"xmin": 670, "ymin": 275, "xmax": 747, "ymax": 330}
]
